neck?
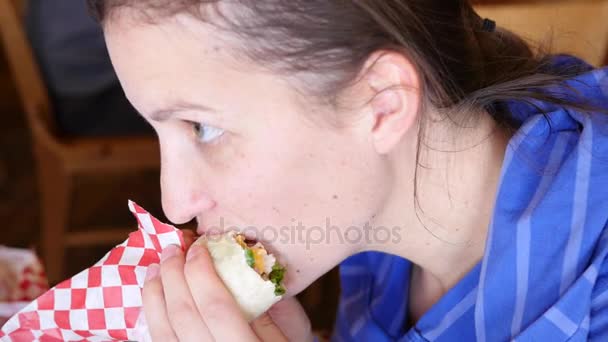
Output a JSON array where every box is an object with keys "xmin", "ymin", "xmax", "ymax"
[{"xmin": 368, "ymin": 111, "xmax": 511, "ymax": 295}]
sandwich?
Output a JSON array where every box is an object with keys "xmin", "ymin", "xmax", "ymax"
[{"xmin": 203, "ymin": 232, "xmax": 286, "ymax": 321}]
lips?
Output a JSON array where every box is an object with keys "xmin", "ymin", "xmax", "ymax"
[
  {"xmin": 196, "ymin": 225, "xmax": 210, "ymax": 236},
  {"xmin": 196, "ymin": 217, "xmax": 255, "ymax": 239},
  {"xmin": 196, "ymin": 223, "xmax": 239, "ymax": 237},
  {"xmin": 197, "ymin": 222, "xmax": 279, "ymax": 257},
  {"xmin": 195, "ymin": 218, "xmax": 226, "ymax": 236},
  {"xmin": 195, "ymin": 218, "xmax": 277, "ymax": 257}
]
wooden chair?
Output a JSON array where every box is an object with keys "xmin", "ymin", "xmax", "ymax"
[
  {"xmin": 473, "ymin": 0, "xmax": 608, "ymax": 66},
  {"xmin": 0, "ymin": 0, "xmax": 160, "ymax": 284},
  {"xmin": 0, "ymin": 160, "xmax": 6, "ymax": 188}
]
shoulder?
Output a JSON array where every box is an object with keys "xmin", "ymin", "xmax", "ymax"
[{"xmin": 588, "ymin": 224, "xmax": 608, "ymax": 339}]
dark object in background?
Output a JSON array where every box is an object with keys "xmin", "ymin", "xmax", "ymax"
[
  {"xmin": 0, "ymin": 0, "xmax": 160, "ymax": 285},
  {"xmin": 25, "ymin": 0, "xmax": 152, "ymax": 137},
  {"xmin": 0, "ymin": 160, "xmax": 6, "ymax": 188}
]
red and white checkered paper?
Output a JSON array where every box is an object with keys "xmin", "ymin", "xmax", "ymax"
[{"xmin": 0, "ymin": 201, "xmax": 186, "ymax": 341}]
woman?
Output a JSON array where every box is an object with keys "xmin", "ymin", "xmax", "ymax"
[{"xmin": 88, "ymin": 0, "xmax": 608, "ymax": 341}]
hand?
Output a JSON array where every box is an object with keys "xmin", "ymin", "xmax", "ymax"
[{"xmin": 142, "ymin": 239, "xmax": 313, "ymax": 342}]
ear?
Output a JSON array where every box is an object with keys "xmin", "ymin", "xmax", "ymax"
[{"xmin": 363, "ymin": 52, "xmax": 421, "ymax": 155}]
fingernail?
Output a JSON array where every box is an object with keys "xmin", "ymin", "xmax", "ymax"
[
  {"xmin": 146, "ymin": 264, "xmax": 160, "ymax": 281},
  {"xmin": 161, "ymin": 244, "xmax": 180, "ymax": 263},
  {"xmin": 186, "ymin": 243, "xmax": 203, "ymax": 262}
]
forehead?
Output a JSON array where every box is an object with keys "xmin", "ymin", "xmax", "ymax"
[{"xmin": 103, "ymin": 13, "xmax": 265, "ymax": 115}]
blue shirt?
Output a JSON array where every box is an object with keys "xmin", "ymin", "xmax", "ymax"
[{"xmin": 333, "ymin": 56, "xmax": 608, "ymax": 341}]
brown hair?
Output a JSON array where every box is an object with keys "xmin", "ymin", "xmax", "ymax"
[
  {"xmin": 88, "ymin": 0, "xmax": 597, "ymax": 125},
  {"xmin": 89, "ymin": 0, "xmax": 603, "ymax": 237}
]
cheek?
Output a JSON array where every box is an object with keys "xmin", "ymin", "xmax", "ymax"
[
  {"xmin": 218, "ymin": 128, "xmax": 386, "ymax": 229},
  {"xmin": 206, "ymin": 126, "xmax": 389, "ymax": 292}
]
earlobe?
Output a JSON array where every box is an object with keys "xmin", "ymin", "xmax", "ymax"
[
  {"xmin": 371, "ymin": 90, "xmax": 410, "ymax": 155},
  {"xmin": 365, "ymin": 53, "xmax": 420, "ymax": 155}
]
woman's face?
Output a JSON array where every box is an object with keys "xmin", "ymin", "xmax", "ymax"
[{"xmin": 104, "ymin": 13, "xmax": 393, "ymax": 295}]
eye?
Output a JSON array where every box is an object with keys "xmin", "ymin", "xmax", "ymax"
[{"xmin": 193, "ymin": 122, "xmax": 225, "ymax": 144}]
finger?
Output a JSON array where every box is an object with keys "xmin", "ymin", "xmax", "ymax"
[
  {"xmin": 268, "ymin": 297, "xmax": 314, "ymax": 342},
  {"xmin": 142, "ymin": 264, "xmax": 178, "ymax": 342},
  {"xmin": 159, "ymin": 244, "xmax": 213, "ymax": 342},
  {"xmin": 184, "ymin": 241, "xmax": 260, "ymax": 341},
  {"xmin": 251, "ymin": 313, "xmax": 288, "ymax": 342}
]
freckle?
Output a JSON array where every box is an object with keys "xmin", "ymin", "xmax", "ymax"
[
  {"xmin": 333, "ymin": 194, "xmax": 338, "ymax": 200},
  {"xmin": 296, "ymin": 269, "xmax": 301, "ymax": 273},
  {"xmin": 303, "ymin": 203, "xmax": 309, "ymax": 208},
  {"xmin": 426, "ymin": 242, "xmax": 430, "ymax": 246},
  {"xmin": 213, "ymin": 45, "xmax": 221, "ymax": 52},
  {"xmin": 272, "ymin": 206, "xmax": 280, "ymax": 214}
]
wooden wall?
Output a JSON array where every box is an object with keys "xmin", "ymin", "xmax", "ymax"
[{"xmin": 473, "ymin": 0, "xmax": 608, "ymax": 66}]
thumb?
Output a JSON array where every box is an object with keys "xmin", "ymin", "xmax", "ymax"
[
  {"xmin": 251, "ymin": 313, "xmax": 288, "ymax": 342},
  {"xmin": 267, "ymin": 297, "xmax": 314, "ymax": 342}
]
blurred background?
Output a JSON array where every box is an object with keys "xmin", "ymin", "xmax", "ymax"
[{"xmin": 0, "ymin": 0, "xmax": 607, "ymax": 333}]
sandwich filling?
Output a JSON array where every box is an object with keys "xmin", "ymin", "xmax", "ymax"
[{"xmin": 235, "ymin": 234, "xmax": 286, "ymax": 296}]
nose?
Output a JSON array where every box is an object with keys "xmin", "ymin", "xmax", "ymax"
[{"xmin": 160, "ymin": 144, "xmax": 216, "ymax": 224}]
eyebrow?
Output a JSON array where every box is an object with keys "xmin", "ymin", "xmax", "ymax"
[{"xmin": 148, "ymin": 102, "xmax": 217, "ymax": 122}]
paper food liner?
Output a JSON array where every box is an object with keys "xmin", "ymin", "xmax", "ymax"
[{"xmin": 1, "ymin": 201, "xmax": 185, "ymax": 341}]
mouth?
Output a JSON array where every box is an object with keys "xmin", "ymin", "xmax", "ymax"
[
  {"xmin": 196, "ymin": 218, "xmax": 258, "ymax": 241},
  {"xmin": 197, "ymin": 224, "xmax": 282, "ymax": 263},
  {"xmin": 195, "ymin": 217, "xmax": 284, "ymax": 262},
  {"xmin": 196, "ymin": 225, "xmax": 252, "ymax": 239},
  {"xmin": 196, "ymin": 221, "xmax": 231, "ymax": 237},
  {"xmin": 196, "ymin": 225, "xmax": 209, "ymax": 236}
]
